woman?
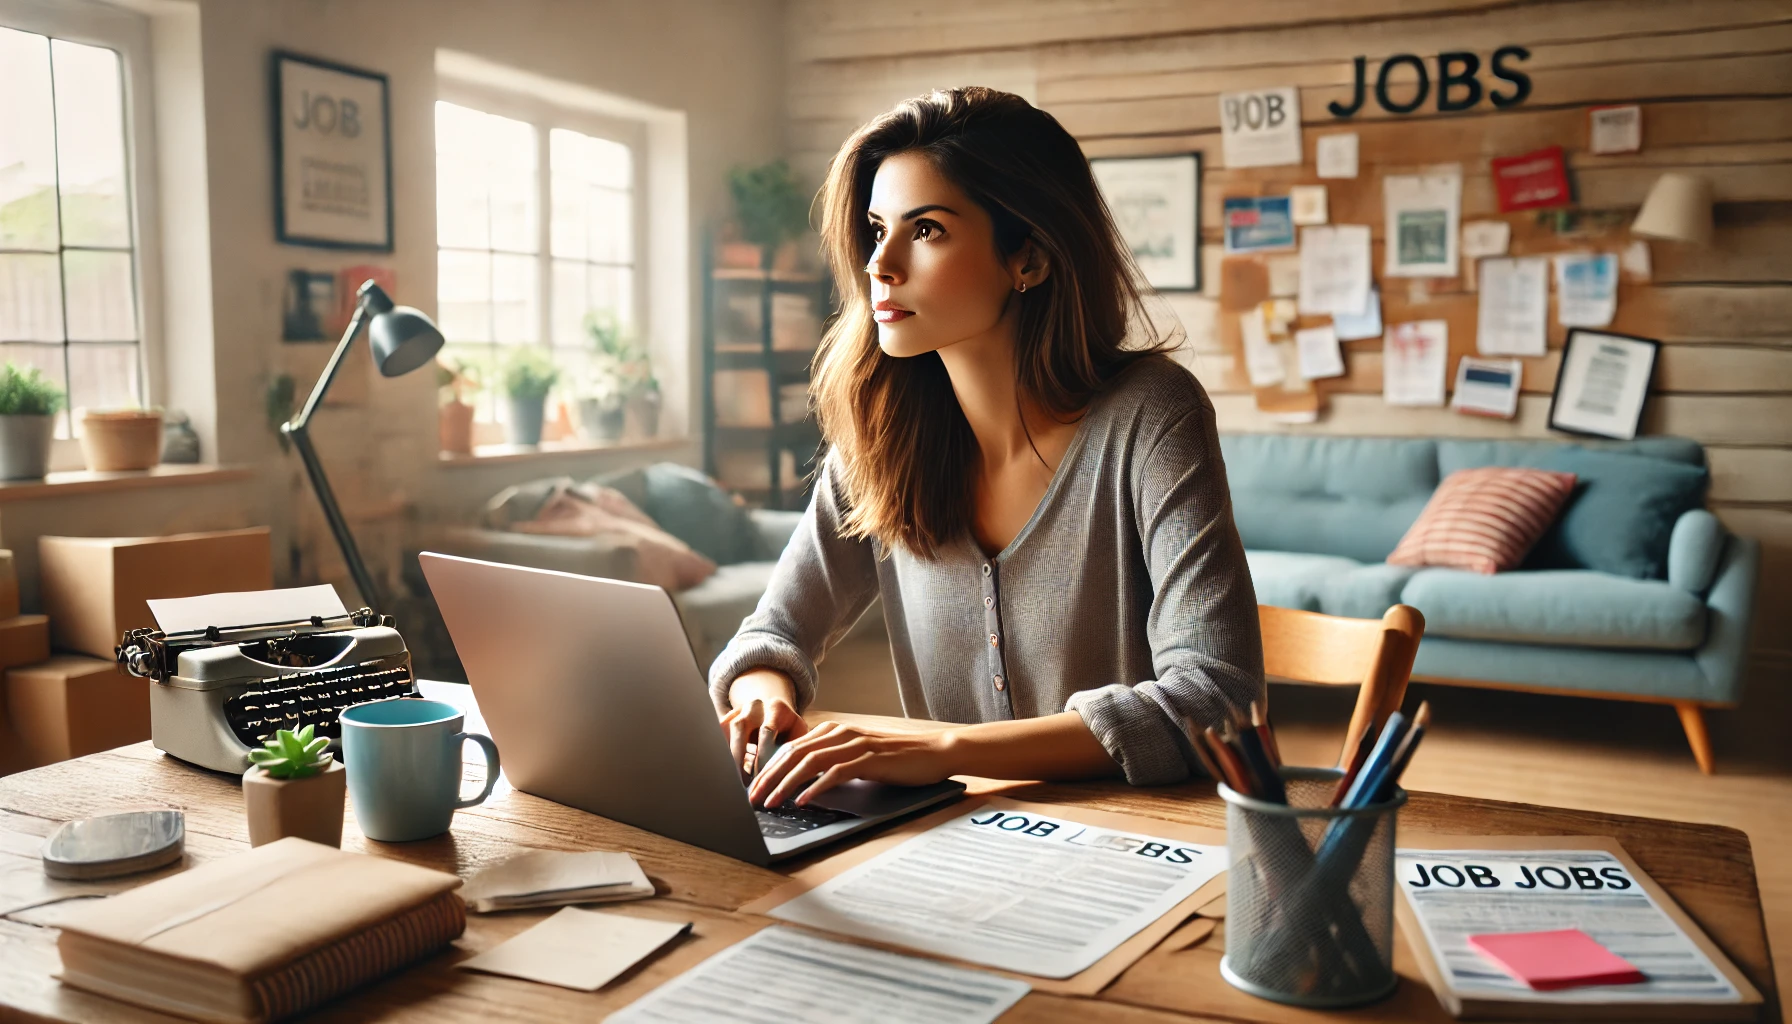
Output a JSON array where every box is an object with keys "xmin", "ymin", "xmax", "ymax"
[{"xmin": 713, "ymin": 87, "xmax": 1262, "ymax": 810}]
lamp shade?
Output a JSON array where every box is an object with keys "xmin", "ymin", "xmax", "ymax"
[
  {"xmin": 1631, "ymin": 172, "xmax": 1713, "ymax": 244},
  {"xmin": 369, "ymin": 305, "xmax": 445, "ymax": 377}
]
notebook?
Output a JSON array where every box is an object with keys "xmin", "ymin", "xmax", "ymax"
[{"xmin": 55, "ymin": 837, "xmax": 465, "ymax": 1023}]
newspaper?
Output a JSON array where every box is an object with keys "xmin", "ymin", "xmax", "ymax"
[
  {"xmin": 609, "ymin": 926, "xmax": 1029, "ymax": 1024},
  {"xmin": 765, "ymin": 806, "xmax": 1227, "ymax": 979},
  {"xmin": 1396, "ymin": 848, "xmax": 1743, "ymax": 1007}
]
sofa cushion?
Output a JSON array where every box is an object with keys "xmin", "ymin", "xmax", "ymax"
[
  {"xmin": 1245, "ymin": 550, "xmax": 1363, "ymax": 612},
  {"xmin": 1221, "ymin": 435, "xmax": 1438, "ymax": 563},
  {"xmin": 675, "ymin": 561, "xmax": 778, "ymax": 669},
  {"xmin": 1388, "ymin": 467, "xmax": 1577, "ymax": 574},
  {"xmin": 1667, "ymin": 509, "xmax": 1725, "ymax": 594},
  {"xmin": 1314, "ymin": 562, "xmax": 1419, "ymax": 620},
  {"xmin": 593, "ymin": 463, "xmax": 768, "ymax": 566},
  {"xmin": 1400, "ymin": 568, "xmax": 1706, "ymax": 650},
  {"xmin": 1436, "ymin": 440, "xmax": 1708, "ymax": 579}
]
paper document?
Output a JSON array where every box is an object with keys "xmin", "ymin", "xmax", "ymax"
[
  {"xmin": 610, "ymin": 926, "xmax": 1030, "ymax": 1024},
  {"xmin": 1296, "ymin": 325, "xmax": 1345, "ymax": 380},
  {"xmin": 1385, "ymin": 173, "xmax": 1462, "ymax": 278},
  {"xmin": 148, "ymin": 585, "xmax": 347, "ymax": 634},
  {"xmin": 1297, "ymin": 225, "xmax": 1371, "ymax": 317},
  {"xmin": 1555, "ymin": 253, "xmax": 1619, "ymax": 327},
  {"xmin": 460, "ymin": 849, "xmax": 653, "ymax": 912},
  {"xmin": 457, "ymin": 907, "xmax": 689, "ymax": 991},
  {"xmin": 764, "ymin": 806, "xmax": 1227, "ymax": 979},
  {"xmin": 1384, "ymin": 320, "xmax": 1449, "ymax": 406},
  {"xmin": 1397, "ymin": 848, "xmax": 1743, "ymax": 1008},
  {"xmin": 1239, "ymin": 307, "xmax": 1285, "ymax": 387},
  {"xmin": 1460, "ymin": 220, "xmax": 1511, "ymax": 259},
  {"xmin": 1316, "ymin": 133, "xmax": 1358, "ymax": 178},
  {"xmin": 1476, "ymin": 257, "xmax": 1549, "ymax": 356},
  {"xmin": 1332, "ymin": 285, "xmax": 1383, "ymax": 341},
  {"xmin": 1452, "ymin": 358, "xmax": 1522, "ymax": 419}
]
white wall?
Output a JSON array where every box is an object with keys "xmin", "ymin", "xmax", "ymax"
[{"xmin": 2, "ymin": 0, "xmax": 787, "ymax": 612}]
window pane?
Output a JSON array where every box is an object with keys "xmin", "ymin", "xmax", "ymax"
[
  {"xmin": 588, "ymin": 265, "xmax": 633, "ymax": 330},
  {"xmin": 487, "ymin": 118, "xmax": 537, "ymax": 254},
  {"xmin": 62, "ymin": 250, "xmax": 135, "ymax": 340},
  {"xmin": 551, "ymin": 259, "xmax": 588, "ymax": 346},
  {"xmin": 590, "ymin": 135, "xmax": 631, "ymax": 190},
  {"xmin": 589, "ymin": 187, "xmax": 631, "ymax": 264},
  {"xmin": 491, "ymin": 252, "xmax": 537, "ymax": 343},
  {"xmin": 437, "ymin": 249, "xmax": 491, "ymax": 342},
  {"xmin": 0, "ymin": 253, "xmax": 64, "ymax": 341},
  {"xmin": 0, "ymin": 28, "xmax": 59, "ymax": 251},
  {"xmin": 0, "ymin": 343, "xmax": 69, "ymax": 436},
  {"xmin": 67, "ymin": 342, "xmax": 139, "ymax": 419},
  {"xmin": 435, "ymin": 102, "xmax": 489, "ymax": 249},
  {"xmin": 51, "ymin": 40, "xmax": 130, "ymax": 248},
  {"xmin": 549, "ymin": 159, "xmax": 586, "ymax": 259}
]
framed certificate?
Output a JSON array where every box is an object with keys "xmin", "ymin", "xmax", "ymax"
[
  {"xmin": 1089, "ymin": 154, "xmax": 1201, "ymax": 291},
  {"xmin": 272, "ymin": 51, "xmax": 393, "ymax": 250},
  {"xmin": 1547, "ymin": 329, "xmax": 1660, "ymax": 440}
]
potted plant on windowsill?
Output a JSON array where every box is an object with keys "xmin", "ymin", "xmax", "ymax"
[
  {"xmin": 729, "ymin": 160, "xmax": 812, "ymax": 272},
  {"xmin": 0, "ymin": 364, "xmax": 64, "ymax": 480},
  {"xmin": 437, "ymin": 358, "xmax": 478, "ymax": 455},
  {"xmin": 80, "ymin": 406, "xmax": 164, "ymax": 472},
  {"xmin": 242, "ymin": 724, "xmax": 345, "ymax": 848},
  {"xmin": 502, "ymin": 348, "xmax": 559, "ymax": 447},
  {"xmin": 579, "ymin": 311, "xmax": 645, "ymax": 444}
]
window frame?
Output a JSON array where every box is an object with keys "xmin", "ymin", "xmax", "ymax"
[
  {"xmin": 434, "ymin": 82, "xmax": 649, "ymax": 421},
  {"xmin": 0, "ymin": 0, "xmax": 164, "ymax": 465}
]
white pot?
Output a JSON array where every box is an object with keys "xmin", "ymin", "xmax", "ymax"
[{"xmin": 0, "ymin": 415, "xmax": 54, "ymax": 480}]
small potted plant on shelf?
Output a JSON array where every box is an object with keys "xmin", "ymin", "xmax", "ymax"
[
  {"xmin": 501, "ymin": 347, "xmax": 560, "ymax": 447},
  {"xmin": 580, "ymin": 311, "xmax": 645, "ymax": 443},
  {"xmin": 729, "ymin": 160, "xmax": 812, "ymax": 271},
  {"xmin": 80, "ymin": 405, "xmax": 164, "ymax": 472},
  {"xmin": 242, "ymin": 724, "xmax": 345, "ymax": 848},
  {"xmin": 631, "ymin": 374, "xmax": 661, "ymax": 438},
  {"xmin": 0, "ymin": 364, "xmax": 64, "ymax": 480},
  {"xmin": 437, "ymin": 357, "xmax": 478, "ymax": 455}
]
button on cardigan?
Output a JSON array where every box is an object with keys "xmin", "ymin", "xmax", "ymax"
[{"xmin": 707, "ymin": 357, "xmax": 1264, "ymax": 785}]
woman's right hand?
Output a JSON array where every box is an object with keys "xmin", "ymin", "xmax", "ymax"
[{"xmin": 719, "ymin": 669, "xmax": 808, "ymax": 778}]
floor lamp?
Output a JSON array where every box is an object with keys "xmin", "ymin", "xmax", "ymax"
[{"xmin": 282, "ymin": 279, "xmax": 444, "ymax": 612}]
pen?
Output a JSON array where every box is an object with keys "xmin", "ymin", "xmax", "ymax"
[
  {"xmin": 1233, "ymin": 725, "xmax": 1287, "ymax": 805},
  {"xmin": 1371, "ymin": 701, "xmax": 1429, "ymax": 803},
  {"xmin": 1202, "ymin": 726, "xmax": 1255, "ymax": 797}
]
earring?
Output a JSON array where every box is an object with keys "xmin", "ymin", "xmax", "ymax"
[{"xmin": 1017, "ymin": 281, "xmax": 1028, "ymax": 293}]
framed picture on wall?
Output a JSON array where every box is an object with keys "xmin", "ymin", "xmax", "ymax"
[
  {"xmin": 1089, "ymin": 153, "xmax": 1201, "ymax": 291},
  {"xmin": 1548, "ymin": 328, "xmax": 1660, "ymax": 440},
  {"xmin": 272, "ymin": 50, "xmax": 393, "ymax": 250}
]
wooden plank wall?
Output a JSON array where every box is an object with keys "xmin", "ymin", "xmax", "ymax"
[{"xmin": 784, "ymin": 0, "xmax": 1792, "ymax": 660}]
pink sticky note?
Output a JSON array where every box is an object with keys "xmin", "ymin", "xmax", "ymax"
[{"xmin": 1468, "ymin": 929, "xmax": 1647, "ymax": 990}]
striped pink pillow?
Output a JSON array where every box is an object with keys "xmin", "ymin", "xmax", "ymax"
[{"xmin": 1388, "ymin": 467, "xmax": 1578, "ymax": 575}]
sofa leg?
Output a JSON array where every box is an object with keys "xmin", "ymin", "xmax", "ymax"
[{"xmin": 1675, "ymin": 702, "xmax": 1716, "ymax": 775}]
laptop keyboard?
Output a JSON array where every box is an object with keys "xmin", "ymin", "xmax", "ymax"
[{"xmin": 755, "ymin": 803, "xmax": 857, "ymax": 839}]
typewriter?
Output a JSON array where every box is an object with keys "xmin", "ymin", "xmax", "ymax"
[{"xmin": 117, "ymin": 607, "xmax": 417, "ymax": 773}]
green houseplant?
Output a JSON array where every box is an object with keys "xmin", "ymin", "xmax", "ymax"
[
  {"xmin": 729, "ymin": 160, "xmax": 811, "ymax": 270},
  {"xmin": 579, "ymin": 312, "xmax": 648, "ymax": 443},
  {"xmin": 502, "ymin": 347, "xmax": 560, "ymax": 447},
  {"xmin": 436, "ymin": 358, "xmax": 479, "ymax": 455},
  {"xmin": 241, "ymin": 724, "xmax": 346, "ymax": 848},
  {"xmin": 0, "ymin": 364, "xmax": 65, "ymax": 480}
]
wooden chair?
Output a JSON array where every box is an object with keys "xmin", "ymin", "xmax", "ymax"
[{"xmin": 1259, "ymin": 604, "xmax": 1426, "ymax": 766}]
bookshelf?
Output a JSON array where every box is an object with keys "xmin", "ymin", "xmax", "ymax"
[{"xmin": 701, "ymin": 236, "xmax": 832, "ymax": 509}]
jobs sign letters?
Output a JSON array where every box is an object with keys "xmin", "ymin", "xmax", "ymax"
[{"xmin": 1220, "ymin": 86, "xmax": 1303, "ymax": 169}]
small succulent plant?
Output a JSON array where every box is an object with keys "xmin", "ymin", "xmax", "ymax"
[{"xmin": 249, "ymin": 724, "xmax": 334, "ymax": 779}]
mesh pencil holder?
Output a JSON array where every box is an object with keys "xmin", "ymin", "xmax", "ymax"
[{"xmin": 1217, "ymin": 766, "xmax": 1405, "ymax": 1009}]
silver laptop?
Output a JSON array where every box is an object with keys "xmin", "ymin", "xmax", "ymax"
[{"xmin": 418, "ymin": 552, "xmax": 964, "ymax": 865}]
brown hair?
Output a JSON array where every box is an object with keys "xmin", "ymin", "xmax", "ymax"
[{"xmin": 810, "ymin": 86, "xmax": 1168, "ymax": 559}]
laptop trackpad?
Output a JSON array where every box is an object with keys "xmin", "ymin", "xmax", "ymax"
[{"xmin": 803, "ymin": 778, "xmax": 964, "ymax": 818}]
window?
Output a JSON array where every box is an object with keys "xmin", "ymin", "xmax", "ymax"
[
  {"xmin": 0, "ymin": 24, "xmax": 144, "ymax": 436},
  {"xmin": 434, "ymin": 99, "xmax": 638, "ymax": 422}
]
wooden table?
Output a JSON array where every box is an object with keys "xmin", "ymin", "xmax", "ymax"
[{"xmin": 0, "ymin": 689, "xmax": 1777, "ymax": 1023}]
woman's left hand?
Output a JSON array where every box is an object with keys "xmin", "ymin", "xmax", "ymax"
[{"xmin": 747, "ymin": 721, "xmax": 954, "ymax": 809}]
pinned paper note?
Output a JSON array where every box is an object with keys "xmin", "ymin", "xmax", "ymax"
[
  {"xmin": 1589, "ymin": 105, "xmax": 1642, "ymax": 155},
  {"xmin": 1220, "ymin": 87, "xmax": 1302, "ymax": 168},
  {"xmin": 457, "ymin": 907, "xmax": 690, "ymax": 991},
  {"xmin": 1332, "ymin": 286, "xmax": 1383, "ymax": 341},
  {"xmin": 1384, "ymin": 320, "xmax": 1448, "ymax": 406},
  {"xmin": 1555, "ymin": 253, "xmax": 1619, "ymax": 327},
  {"xmin": 1476, "ymin": 257, "xmax": 1549, "ymax": 356},
  {"xmin": 1290, "ymin": 185, "xmax": 1328, "ymax": 225},
  {"xmin": 1461, "ymin": 221, "xmax": 1511, "ymax": 259},
  {"xmin": 1316, "ymin": 133, "xmax": 1358, "ymax": 179},
  {"xmin": 1385, "ymin": 174, "xmax": 1462, "ymax": 278},
  {"xmin": 1266, "ymin": 255, "xmax": 1301, "ymax": 297},
  {"xmin": 1296, "ymin": 325, "xmax": 1345, "ymax": 380},
  {"xmin": 1452, "ymin": 357, "xmax": 1522, "ymax": 419},
  {"xmin": 1621, "ymin": 239, "xmax": 1652, "ymax": 281},
  {"xmin": 1240, "ymin": 307, "xmax": 1285, "ymax": 387},
  {"xmin": 1297, "ymin": 225, "xmax": 1371, "ymax": 317}
]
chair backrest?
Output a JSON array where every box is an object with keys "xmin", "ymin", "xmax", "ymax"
[{"xmin": 1258, "ymin": 604, "xmax": 1425, "ymax": 767}]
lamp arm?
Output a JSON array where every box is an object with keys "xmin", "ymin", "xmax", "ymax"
[
  {"xmin": 290, "ymin": 299, "xmax": 373, "ymax": 432},
  {"xmin": 279, "ymin": 296, "xmax": 384, "ymax": 611}
]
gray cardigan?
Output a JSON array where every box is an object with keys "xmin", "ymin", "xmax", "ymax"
[{"xmin": 707, "ymin": 357, "xmax": 1264, "ymax": 785}]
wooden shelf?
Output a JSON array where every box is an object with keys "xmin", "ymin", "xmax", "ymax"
[
  {"xmin": 0, "ymin": 463, "xmax": 253, "ymax": 503},
  {"xmin": 711, "ymin": 267, "xmax": 823, "ymax": 284}
]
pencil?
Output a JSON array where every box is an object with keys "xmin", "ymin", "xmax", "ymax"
[
  {"xmin": 1251, "ymin": 698, "xmax": 1283, "ymax": 768},
  {"xmin": 1203, "ymin": 726, "xmax": 1255, "ymax": 797}
]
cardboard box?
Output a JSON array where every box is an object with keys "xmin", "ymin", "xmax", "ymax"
[
  {"xmin": 0, "ymin": 549, "xmax": 18, "ymax": 620},
  {"xmin": 0, "ymin": 614, "xmax": 49, "ymax": 670},
  {"xmin": 4, "ymin": 655, "xmax": 148, "ymax": 766},
  {"xmin": 39, "ymin": 528, "xmax": 273, "ymax": 659}
]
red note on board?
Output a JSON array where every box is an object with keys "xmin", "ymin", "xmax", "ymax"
[
  {"xmin": 1468, "ymin": 929, "xmax": 1647, "ymax": 990},
  {"xmin": 1490, "ymin": 146, "xmax": 1571, "ymax": 212}
]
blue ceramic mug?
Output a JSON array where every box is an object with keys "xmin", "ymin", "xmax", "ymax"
[{"xmin": 340, "ymin": 698, "xmax": 499, "ymax": 842}]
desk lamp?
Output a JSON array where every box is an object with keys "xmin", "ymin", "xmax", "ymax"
[{"xmin": 282, "ymin": 279, "xmax": 444, "ymax": 612}]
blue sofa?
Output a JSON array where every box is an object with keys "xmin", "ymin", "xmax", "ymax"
[{"xmin": 1219, "ymin": 433, "xmax": 1760, "ymax": 773}]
